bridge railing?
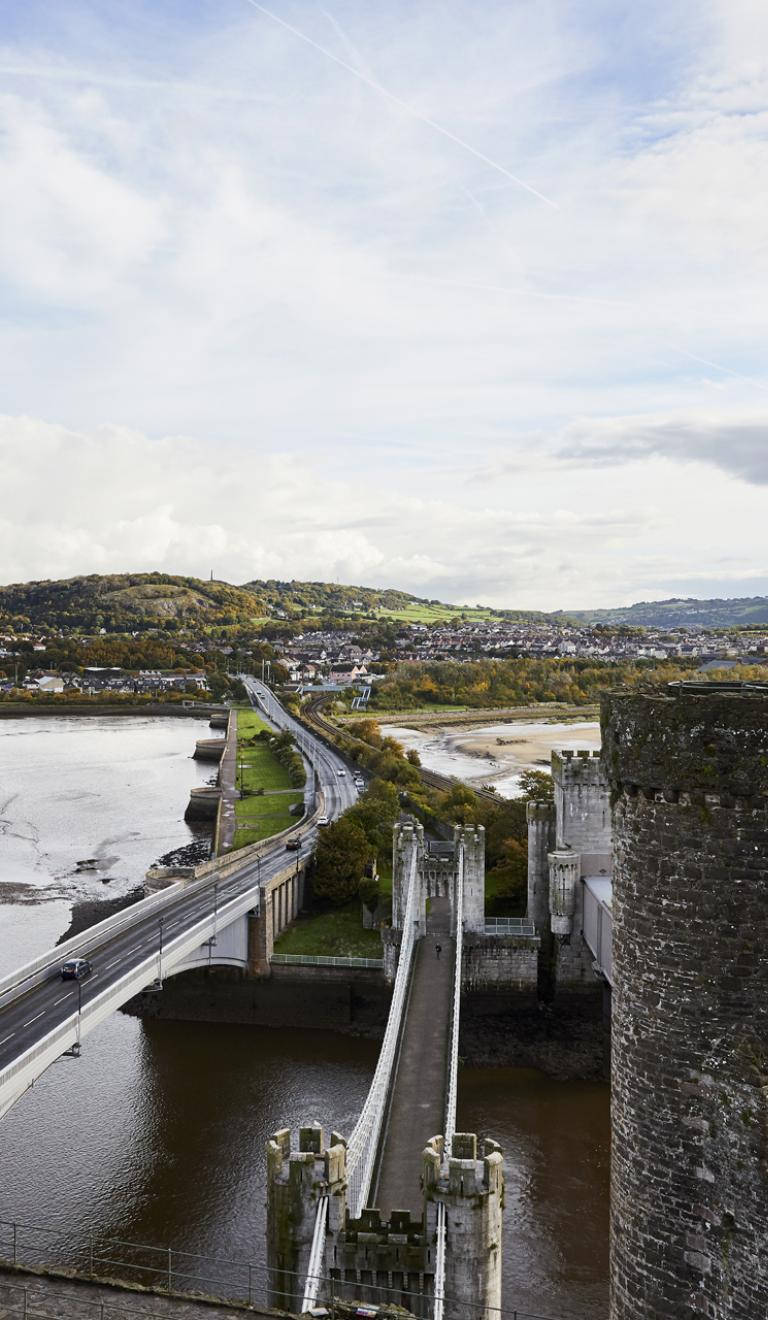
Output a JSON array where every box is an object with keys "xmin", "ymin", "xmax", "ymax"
[
  {"xmin": 345, "ymin": 842, "xmax": 419, "ymax": 1217},
  {"xmin": 0, "ymin": 864, "xmax": 286, "ymax": 1115},
  {"xmin": 300, "ymin": 842, "xmax": 420, "ymax": 1314},
  {"xmin": 434, "ymin": 842, "xmax": 465, "ymax": 1320},
  {"xmin": 0, "ymin": 791, "xmax": 324, "ymax": 1005}
]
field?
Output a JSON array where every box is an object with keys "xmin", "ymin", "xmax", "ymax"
[
  {"xmin": 233, "ymin": 708, "xmax": 303, "ymax": 847},
  {"xmin": 375, "ymin": 602, "xmax": 507, "ymax": 624}
]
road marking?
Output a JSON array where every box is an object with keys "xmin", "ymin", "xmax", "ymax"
[
  {"xmin": 0, "ymin": 1032, "xmax": 15, "ymax": 1046},
  {"xmin": 54, "ymin": 993, "xmax": 73, "ymax": 1005},
  {"xmin": 22, "ymin": 1011, "xmax": 45, "ymax": 1028}
]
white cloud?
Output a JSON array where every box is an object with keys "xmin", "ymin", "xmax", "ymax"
[{"xmin": 0, "ymin": 1, "xmax": 765, "ymax": 607}]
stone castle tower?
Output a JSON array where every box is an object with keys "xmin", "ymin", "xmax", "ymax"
[{"xmin": 602, "ymin": 685, "xmax": 768, "ymax": 1320}]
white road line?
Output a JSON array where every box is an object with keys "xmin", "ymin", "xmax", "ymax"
[
  {"xmin": 22, "ymin": 1011, "xmax": 45, "ymax": 1028},
  {"xmin": 54, "ymin": 993, "xmax": 73, "ymax": 1005},
  {"xmin": 0, "ymin": 1031, "xmax": 16, "ymax": 1046}
]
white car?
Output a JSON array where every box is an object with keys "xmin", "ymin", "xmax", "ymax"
[
  {"xmin": 337, "ymin": 769, "xmax": 346, "ymax": 777},
  {"xmin": 317, "ymin": 815, "xmax": 330, "ymax": 826}
]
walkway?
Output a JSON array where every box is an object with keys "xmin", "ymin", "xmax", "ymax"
[
  {"xmin": 216, "ymin": 710, "xmax": 238, "ymax": 854},
  {"xmin": 373, "ymin": 896, "xmax": 454, "ymax": 1215},
  {"xmin": 0, "ymin": 1268, "xmax": 272, "ymax": 1319}
]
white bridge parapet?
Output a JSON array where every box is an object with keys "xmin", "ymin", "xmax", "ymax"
[
  {"xmin": 582, "ymin": 875, "xmax": 613, "ymax": 985},
  {"xmin": 0, "ymin": 850, "xmax": 305, "ymax": 1121},
  {"xmin": 299, "ymin": 834, "xmax": 421, "ymax": 1315}
]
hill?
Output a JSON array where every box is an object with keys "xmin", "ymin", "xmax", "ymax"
[
  {"xmin": 561, "ymin": 596, "xmax": 768, "ymax": 629},
  {"xmin": 0, "ymin": 572, "xmax": 526, "ymax": 633},
  {"xmin": 0, "ymin": 573, "xmax": 263, "ymax": 632},
  {"xmin": 240, "ymin": 579, "xmax": 541, "ymax": 624}
]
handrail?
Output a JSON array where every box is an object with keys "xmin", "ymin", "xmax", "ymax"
[
  {"xmin": 300, "ymin": 1193, "xmax": 328, "ymax": 1314},
  {"xmin": 345, "ymin": 844, "xmax": 419, "ymax": 1218},
  {"xmin": 434, "ymin": 841, "xmax": 464, "ymax": 1320},
  {"xmin": 444, "ymin": 845, "xmax": 463, "ymax": 1158}
]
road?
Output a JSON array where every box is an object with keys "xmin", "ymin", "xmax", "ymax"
[{"xmin": 0, "ymin": 682, "xmax": 355, "ymax": 1095}]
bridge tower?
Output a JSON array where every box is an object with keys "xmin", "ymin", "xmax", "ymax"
[
  {"xmin": 603, "ymin": 685, "xmax": 768, "ymax": 1320},
  {"xmin": 391, "ymin": 819, "xmax": 485, "ymax": 941}
]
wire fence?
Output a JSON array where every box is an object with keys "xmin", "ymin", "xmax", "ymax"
[{"xmin": 0, "ymin": 1217, "xmax": 587, "ymax": 1319}]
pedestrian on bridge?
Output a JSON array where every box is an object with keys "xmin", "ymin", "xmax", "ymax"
[{"xmin": 435, "ymin": 943, "xmax": 442, "ymax": 959}]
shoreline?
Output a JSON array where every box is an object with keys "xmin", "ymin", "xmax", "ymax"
[{"xmin": 0, "ymin": 701, "xmax": 227, "ymax": 719}]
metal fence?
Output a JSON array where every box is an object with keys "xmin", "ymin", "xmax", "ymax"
[
  {"xmin": 484, "ymin": 917, "xmax": 536, "ymax": 937},
  {"xmin": 0, "ymin": 1217, "xmax": 587, "ymax": 1320},
  {"xmin": 271, "ymin": 953, "xmax": 384, "ymax": 969}
]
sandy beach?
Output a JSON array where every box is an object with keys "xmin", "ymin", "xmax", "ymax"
[{"xmin": 386, "ymin": 719, "xmax": 601, "ymax": 797}]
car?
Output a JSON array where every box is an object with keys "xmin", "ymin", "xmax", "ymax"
[
  {"xmin": 61, "ymin": 957, "xmax": 92, "ymax": 981},
  {"xmin": 317, "ymin": 815, "xmax": 330, "ymax": 826},
  {"xmin": 285, "ymin": 838, "xmax": 301, "ymax": 852},
  {"xmin": 337, "ymin": 769, "xmax": 346, "ymax": 776}
]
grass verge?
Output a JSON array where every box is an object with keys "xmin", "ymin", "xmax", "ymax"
[{"xmin": 273, "ymin": 902, "xmax": 383, "ymax": 958}]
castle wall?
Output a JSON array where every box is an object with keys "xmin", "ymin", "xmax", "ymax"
[
  {"xmin": 603, "ymin": 688, "xmax": 768, "ymax": 1320},
  {"xmin": 462, "ymin": 932, "xmax": 539, "ymax": 989}
]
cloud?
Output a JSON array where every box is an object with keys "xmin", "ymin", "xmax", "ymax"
[
  {"xmin": 0, "ymin": 2, "xmax": 766, "ymax": 608},
  {"xmin": 556, "ymin": 413, "xmax": 768, "ymax": 484}
]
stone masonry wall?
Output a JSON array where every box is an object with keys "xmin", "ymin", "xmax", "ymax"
[
  {"xmin": 604, "ymin": 688, "xmax": 768, "ymax": 1320},
  {"xmin": 462, "ymin": 933, "xmax": 539, "ymax": 989}
]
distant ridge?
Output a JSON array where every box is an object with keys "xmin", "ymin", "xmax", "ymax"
[
  {"xmin": 1, "ymin": 573, "xmax": 765, "ymax": 631},
  {"xmin": 0, "ymin": 572, "xmax": 539, "ymax": 631},
  {"xmin": 560, "ymin": 596, "xmax": 768, "ymax": 629}
]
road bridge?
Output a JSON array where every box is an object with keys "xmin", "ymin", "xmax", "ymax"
[{"xmin": 0, "ymin": 679, "xmax": 355, "ymax": 1122}]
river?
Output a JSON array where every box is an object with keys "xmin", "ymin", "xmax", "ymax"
[{"xmin": 0, "ymin": 716, "xmax": 608, "ymax": 1318}]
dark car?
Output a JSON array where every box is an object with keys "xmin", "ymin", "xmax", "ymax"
[
  {"xmin": 285, "ymin": 838, "xmax": 301, "ymax": 852},
  {"xmin": 61, "ymin": 958, "xmax": 92, "ymax": 981}
]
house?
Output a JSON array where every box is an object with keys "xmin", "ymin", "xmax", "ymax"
[{"xmin": 36, "ymin": 675, "xmax": 64, "ymax": 694}]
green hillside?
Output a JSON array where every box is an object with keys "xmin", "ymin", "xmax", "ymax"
[
  {"xmin": 240, "ymin": 578, "xmax": 527, "ymax": 623},
  {"xmin": 0, "ymin": 572, "xmax": 520, "ymax": 632},
  {"xmin": 0, "ymin": 573, "xmax": 264, "ymax": 632},
  {"xmin": 560, "ymin": 596, "xmax": 768, "ymax": 629}
]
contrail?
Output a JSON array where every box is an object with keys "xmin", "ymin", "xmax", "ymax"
[
  {"xmin": 239, "ymin": 0, "xmax": 558, "ymax": 208},
  {"xmin": 399, "ymin": 276, "xmax": 768, "ymax": 391}
]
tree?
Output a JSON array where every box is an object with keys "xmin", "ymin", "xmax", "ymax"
[
  {"xmin": 347, "ymin": 780, "xmax": 400, "ymax": 855},
  {"xmin": 518, "ymin": 768, "xmax": 554, "ymax": 802},
  {"xmin": 311, "ymin": 817, "xmax": 373, "ymax": 904}
]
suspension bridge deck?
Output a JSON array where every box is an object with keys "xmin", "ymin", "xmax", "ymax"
[{"xmin": 373, "ymin": 896, "xmax": 455, "ymax": 1216}]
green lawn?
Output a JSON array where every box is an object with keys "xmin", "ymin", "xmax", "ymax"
[
  {"xmin": 273, "ymin": 901, "xmax": 383, "ymax": 958},
  {"xmin": 232, "ymin": 707, "xmax": 303, "ymax": 847}
]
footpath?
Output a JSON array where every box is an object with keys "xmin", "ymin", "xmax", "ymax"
[{"xmin": 373, "ymin": 896, "xmax": 454, "ymax": 1216}]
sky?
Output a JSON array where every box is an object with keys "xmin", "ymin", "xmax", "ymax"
[{"xmin": 0, "ymin": 0, "xmax": 766, "ymax": 610}]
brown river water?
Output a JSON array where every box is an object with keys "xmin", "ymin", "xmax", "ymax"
[{"xmin": 0, "ymin": 717, "xmax": 609, "ymax": 1318}]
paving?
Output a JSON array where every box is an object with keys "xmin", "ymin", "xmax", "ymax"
[
  {"xmin": 216, "ymin": 711, "xmax": 239, "ymax": 854},
  {"xmin": 373, "ymin": 897, "xmax": 454, "ymax": 1216},
  {"xmin": 0, "ymin": 1268, "xmax": 276, "ymax": 1320}
]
